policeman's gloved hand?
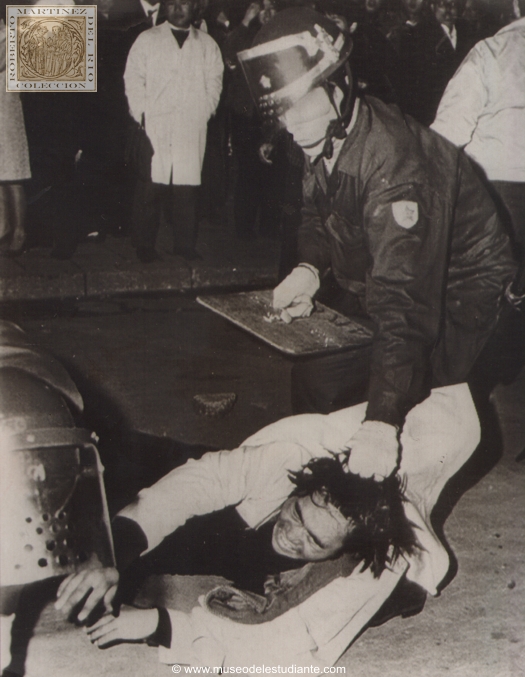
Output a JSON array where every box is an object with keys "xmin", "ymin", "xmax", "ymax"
[
  {"xmin": 272, "ymin": 264, "xmax": 320, "ymax": 322},
  {"xmin": 345, "ymin": 421, "xmax": 400, "ymax": 482}
]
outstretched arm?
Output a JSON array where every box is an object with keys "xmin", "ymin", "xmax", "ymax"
[{"xmin": 55, "ymin": 517, "xmax": 147, "ymax": 621}]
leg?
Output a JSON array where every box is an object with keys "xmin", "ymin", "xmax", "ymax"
[
  {"xmin": 491, "ymin": 181, "xmax": 525, "ymax": 257},
  {"xmin": 0, "ymin": 185, "xmax": 26, "ymax": 255},
  {"xmin": 167, "ymin": 185, "xmax": 198, "ymax": 258},
  {"xmin": 131, "ymin": 178, "xmax": 162, "ymax": 261},
  {"xmin": 8, "ymin": 184, "xmax": 27, "ymax": 253},
  {"xmin": 0, "ymin": 185, "xmax": 10, "ymax": 250},
  {"xmin": 51, "ymin": 179, "xmax": 83, "ymax": 259},
  {"xmin": 491, "ymin": 180, "xmax": 525, "ymax": 298}
]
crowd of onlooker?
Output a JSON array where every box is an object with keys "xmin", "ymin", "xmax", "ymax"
[{"xmin": 0, "ymin": 0, "xmax": 522, "ymax": 269}]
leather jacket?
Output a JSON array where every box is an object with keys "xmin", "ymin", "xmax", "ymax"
[{"xmin": 299, "ymin": 96, "xmax": 516, "ymax": 427}]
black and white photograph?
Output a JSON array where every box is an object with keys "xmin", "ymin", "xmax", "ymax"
[{"xmin": 1, "ymin": 1, "xmax": 524, "ymax": 675}]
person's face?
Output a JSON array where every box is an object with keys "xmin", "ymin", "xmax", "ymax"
[
  {"xmin": 462, "ymin": 0, "xmax": 480, "ymax": 21},
  {"xmin": 401, "ymin": 0, "xmax": 425, "ymax": 19},
  {"xmin": 165, "ymin": 0, "xmax": 195, "ymax": 27},
  {"xmin": 433, "ymin": 0, "xmax": 460, "ymax": 27},
  {"xmin": 272, "ymin": 493, "xmax": 352, "ymax": 561},
  {"xmin": 365, "ymin": 0, "xmax": 384, "ymax": 13},
  {"xmin": 258, "ymin": 0, "xmax": 276, "ymax": 26},
  {"xmin": 280, "ymin": 87, "xmax": 338, "ymax": 158}
]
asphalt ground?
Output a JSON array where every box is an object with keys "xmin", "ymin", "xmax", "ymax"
[
  {"xmin": 1, "ymin": 297, "xmax": 523, "ymax": 677},
  {"xmin": 0, "ymin": 216, "xmax": 280, "ymax": 303}
]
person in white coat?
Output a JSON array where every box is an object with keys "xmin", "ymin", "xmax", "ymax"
[
  {"xmin": 124, "ymin": 0, "xmax": 224, "ymax": 263},
  {"xmin": 431, "ymin": 6, "xmax": 525, "ymax": 304},
  {"xmin": 55, "ymin": 383, "xmax": 480, "ymax": 669}
]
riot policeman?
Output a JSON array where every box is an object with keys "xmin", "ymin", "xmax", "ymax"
[{"xmin": 237, "ymin": 8, "xmax": 516, "ymax": 480}]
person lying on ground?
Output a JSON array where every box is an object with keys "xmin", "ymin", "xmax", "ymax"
[{"xmin": 54, "ymin": 383, "xmax": 480, "ymax": 668}]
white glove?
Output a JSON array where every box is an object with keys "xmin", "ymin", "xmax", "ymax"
[
  {"xmin": 272, "ymin": 265, "xmax": 320, "ymax": 322},
  {"xmin": 345, "ymin": 421, "xmax": 400, "ymax": 481}
]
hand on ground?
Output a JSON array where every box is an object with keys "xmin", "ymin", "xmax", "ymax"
[{"xmin": 85, "ymin": 607, "xmax": 159, "ymax": 647}]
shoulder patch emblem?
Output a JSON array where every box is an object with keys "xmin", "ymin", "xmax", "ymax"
[{"xmin": 392, "ymin": 201, "xmax": 419, "ymax": 229}]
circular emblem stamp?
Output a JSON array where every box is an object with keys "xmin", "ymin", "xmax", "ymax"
[{"xmin": 18, "ymin": 17, "xmax": 86, "ymax": 81}]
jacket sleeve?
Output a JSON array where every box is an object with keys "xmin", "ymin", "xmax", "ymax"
[
  {"xmin": 203, "ymin": 36, "xmax": 224, "ymax": 120},
  {"xmin": 430, "ymin": 43, "xmax": 488, "ymax": 148},
  {"xmin": 297, "ymin": 169, "xmax": 332, "ymax": 275},
  {"xmin": 362, "ymin": 179, "xmax": 450, "ymax": 427},
  {"xmin": 124, "ymin": 33, "xmax": 147, "ymax": 122}
]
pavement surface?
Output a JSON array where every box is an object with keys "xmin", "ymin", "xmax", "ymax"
[
  {"xmin": 0, "ymin": 216, "xmax": 281, "ymax": 303},
  {"xmin": 1, "ymin": 296, "xmax": 523, "ymax": 677}
]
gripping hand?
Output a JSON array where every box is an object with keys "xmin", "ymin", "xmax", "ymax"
[{"xmin": 345, "ymin": 421, "xmax": 400, "ymax": 481}]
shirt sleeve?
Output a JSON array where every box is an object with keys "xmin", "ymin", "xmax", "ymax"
[
  {"xmin": 204, "ymin": 36, "xmax": 224, "ymax": 120},
  {"xmin": 297, "ymin": 168, "xmax": 333, "ymax": 276},
  {"xmin": 116, "ymin": 441, "xmax": 308, "ymax": 552},
  {"xmin": 124, "ymin": 34, "xmax": 147, "ymax": 122}
]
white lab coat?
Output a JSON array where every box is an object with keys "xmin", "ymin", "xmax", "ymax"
[
  {"xmin": 119, "ymin": 383, "xmax": 480, "ymax": 669},
  {"xmin": 124, "ymin": 22, "xmax": 224, "ymax": 185},
  {"xmin": 431, "ymin": 18, "xmax": 525, "ymax": 182}
]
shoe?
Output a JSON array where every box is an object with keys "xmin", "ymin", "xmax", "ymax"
[{"xmin": 136, "ymin": 247, "xmax": 161, "ymax": 263}]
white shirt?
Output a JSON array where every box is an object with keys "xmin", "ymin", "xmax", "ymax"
[
  {"xmin": 119, "ymin": 384, "xmax": 480, "ymax": 668},
  {"xmin": 139, "ymin": 0, "xmax": 160, "ymax": 25},
  {"xmin": 431, "ymin": 18, "xmax": 525, "ymax": 182},
  {"xmin": 440, "ymin": 21, "xmax": 457, "ymax": 48}
]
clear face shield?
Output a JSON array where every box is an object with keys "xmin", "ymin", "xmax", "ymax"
[
  {"xmin": 0, "ymin": 369, "xmax": 114, "ymax": 592},
  {"xmin": 237, "ymin": 11, "xmax": 352, "ymax": 123}
]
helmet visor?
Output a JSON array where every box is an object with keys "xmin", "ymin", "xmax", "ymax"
[{"xmin": 238, "ymin": 20, "xmax": 352, "ymax": 122}]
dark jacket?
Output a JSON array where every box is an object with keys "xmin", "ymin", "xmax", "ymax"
[
  {"xmin": 299, "ymin": 96, "xmax": 516, "ymax": 428},
  {"xmin": 222, "ymin": 22, "xmax": 259, "ymax": 117}
]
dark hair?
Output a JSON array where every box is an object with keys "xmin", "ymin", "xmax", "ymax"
[{"xmin": 289, "ymin": 457, "xmax": 419, "ymax": 577}]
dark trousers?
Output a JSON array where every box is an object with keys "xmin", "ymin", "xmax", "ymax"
[
  {"xmin": 291, "ymin": 264, "xmax": 524, "ymax": 415},
  {"xmin": 230, "ymin": 113, "xmax": 282, "ymax": 238},
  {"xmin": 491, "ymin": 181, "xmax": 525, "ymax": 255},
  {"xmin": 491, "ymin": 180, "xmax": 525, "ymax": 295},
  {"xmin": 131, "ymin": 179, "xmax": 198, "ymax": 253}
]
